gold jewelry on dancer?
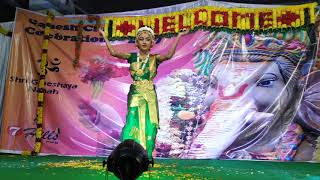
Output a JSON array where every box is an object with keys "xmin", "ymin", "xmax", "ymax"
[
  {"xmin": 136, "ymin": 26, "xmax": 155, "ymax": 38},
  {"xmin": 136, "ymin": 69, "xmax": 144, "ymax": 76},
  {"xmin": 135, "ymin": 53, "xmax": 149, "ymax": 77},
  {"xmin": 133, "ymin": 79, "xmax": 154, "ymax": 91}
]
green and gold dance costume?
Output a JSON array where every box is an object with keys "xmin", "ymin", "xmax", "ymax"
[{"xmin": 121, "ymin": 53, "xmax": 160, "ymax": 159}]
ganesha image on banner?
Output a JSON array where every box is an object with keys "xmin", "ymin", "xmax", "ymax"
[
  {"xmin": 155, "ymin": 30, "xmax": 320, "ymax": 161},
  {"xmin": 76, "ymin": 30, "xmax": 320, "ymax": 161}
]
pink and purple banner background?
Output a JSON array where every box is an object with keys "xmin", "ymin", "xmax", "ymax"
[{"xmin": 0, "ymin": 9, "xmax": 319, "ymax": 161}]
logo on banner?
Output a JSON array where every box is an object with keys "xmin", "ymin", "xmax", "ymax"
[
  {"xmin": 37, "ymin": 57, "xmax": 61, "ymax": 75},
  {"xmin": 8, "ymin": 126, "xmax": 23, "ymax": 136},
  {"xmin": 8, "ymin": 126, "xmax": 61, "ymax": 144}
]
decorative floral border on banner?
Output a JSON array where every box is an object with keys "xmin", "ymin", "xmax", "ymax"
[{"xmin": 103, "ymin": 2, "xmax": 317, "ymax": 39}]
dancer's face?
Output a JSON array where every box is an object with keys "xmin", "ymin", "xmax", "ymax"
[{"xmin": 136, "ymin": 31, "xmax": 154, "ymax": 52}]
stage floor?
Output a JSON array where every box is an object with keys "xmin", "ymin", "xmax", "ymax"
[{"xmin": 0, "ymin": 154, "xmax": 319, "ymax": 180}]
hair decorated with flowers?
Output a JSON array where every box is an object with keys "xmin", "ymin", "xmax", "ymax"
[{"xmin": 136, "ymin": 26, "xmax": 155, "ymax": 39}]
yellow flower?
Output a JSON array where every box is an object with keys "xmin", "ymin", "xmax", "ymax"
[
  {"xmin": 39, "ymin": 79, "xmax": 45, "ymax": 87},
  {"xmin": 159, "ymin": 15, "xmax": 163, "ymax": 34},
  {"xmin": 246, "ymin": 17, "xmax": 250, "ymax": 29},
  {"xmin": 241, "ymin": 18, "xmax": 245, "ymax": 30},
  {"xmin": 309, "ymin": 5, "xmax": 315, "ymax": 23},
  {"xmin": 273, "ymin": 10, "xmax": 277, "ymax": 28},
  {"xmin": 22, "ymin": 151, "xmax": 31, "ymax": 156},
  {"xmin": 208, "ymin": 9, "xmax": 212, "ymax": 26},
  {"xmin": 175, "ymin": 13, "xmax": 179, "ymax": 33},
  {"xmin": 112, "ymin": 18, "xmax": 116, "ymax": 38},
  {"xmin": 37, "ymin": 107, "xmax": 43, "ymax": 117},
  {"xmin": 254, "ymin": 12, "xmax": 259, "ymax": 30},
  {"xmin": 135, "ymin": 17, "xmax": 140, "ymax": 34},
  {"xmin": 36, "ymin": 115, "xmax": 43, "ymax": 124},
  {"xmin": 187, "ymin": 11, "xmax": 191, "ymax": 27},
  {"xmin": 296, "ymin": 19, "xmax": 300, "ymax": 27},
  {"xmin": 36, "ymin": 128, "xmax": 43, "ymax": 138},
  {"xmin": 228, "ymin": 10, "xmax": 232, "ymax": 29},
  {"xmin": 103, "ymin": 17, "xmax": 108, "ymax": 37},
  {"xmin": 147, "ymin": 16, "xmax": 151, "ymax": 27},
  {"xmin": 191, "ymin": 13, "xmax": 195, "ymax": 29},
  {"xmin": 142, "ymin": 17, "xmax": 146, "ymax": 26},
  {"xmin": 236, "ymin": 16, "xmax": 240, "ymax": 29},
  {"xmin": 183, "ymin": 13, "xmax": 187, "ymax": 28},
  {"xmin": 35, "ymin": 142, "xmax": 42, "ymax": 152},
  {"xmin": 117, "ymin": 18, "xmax": 122, "ymax": 37},
  {"xmin": 151, "ymin": 16, "xmax": 155, "ymax": 32},
  {"xmin": 300, "ymin": 9, "xmax": 305, "ymax": 25}
]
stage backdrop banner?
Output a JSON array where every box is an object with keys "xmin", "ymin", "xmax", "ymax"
[{"xmin": 1, "ymin": 4, "xmax": 320, "ymax": 161}]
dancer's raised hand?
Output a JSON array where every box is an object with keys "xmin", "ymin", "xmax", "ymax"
[{"xmin": 99, "ymin": 28, "xmax": 108, "ymax": 40}]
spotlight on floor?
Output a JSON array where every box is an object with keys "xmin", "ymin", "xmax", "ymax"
[{"xmin": 103, "ymin": 139, "xmax": 150, "ymax": 180}]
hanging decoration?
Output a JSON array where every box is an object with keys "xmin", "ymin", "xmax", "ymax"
[
  {"xmin": 73, "ymin": 20, "xmax": 84, "ymax": 68},
  {"xmin": 103, "ymin": 2, "xmax": 317, "ymax": 40},
  {"xmin": 0, "ymin": 25, "xmax": 12, "ymax": 37},
  {"xmin": 22, "ymin": 11, "xmax": 55, "ymax": 156},
  {"xmin": 73, "ymin": 15, "xmax": 101, "ymax": 68}
]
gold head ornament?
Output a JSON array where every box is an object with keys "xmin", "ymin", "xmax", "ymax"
[{"xmin": 136, "ymin": 26, "xmax": 155, "ymax": 38}]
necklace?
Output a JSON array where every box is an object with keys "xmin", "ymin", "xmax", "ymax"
[{"xmin": 136, "ymin": 53, "xmax": 149, "ymax": 76}]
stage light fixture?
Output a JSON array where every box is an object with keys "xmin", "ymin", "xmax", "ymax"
[{"xmin": 103, "ymin": 139, "xmax": 151, "ymax": 180}]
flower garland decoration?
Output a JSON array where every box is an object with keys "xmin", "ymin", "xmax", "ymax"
[
  {"xmin": 102, "ymin": 3, "xmax": 317, "ymax": 40},
  {"xmin": 22, "ymin": 11, "xmax": 55, "ymax": 156},
  {"xmin": 0, "ymin": 25, "xmax": 12, "ymax": 37},
  {"xmin": 73, "ymin": 20, "xmax": 83, "ymax": 68},
  {"xmin": 73, "ymin": 16, "xmax": 101, "ymax": 68}
]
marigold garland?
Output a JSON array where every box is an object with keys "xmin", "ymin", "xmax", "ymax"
[
  {"xmin": 0, "ymin": 25, "xmax": 12, "ymax": 36},
  {"xmin": 22, "ymin": 11, "xmax": 54, "ymax": 156},
  {"xmin": 103, "ymin": 2, "xmax": 317, "ymax": 40}
]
